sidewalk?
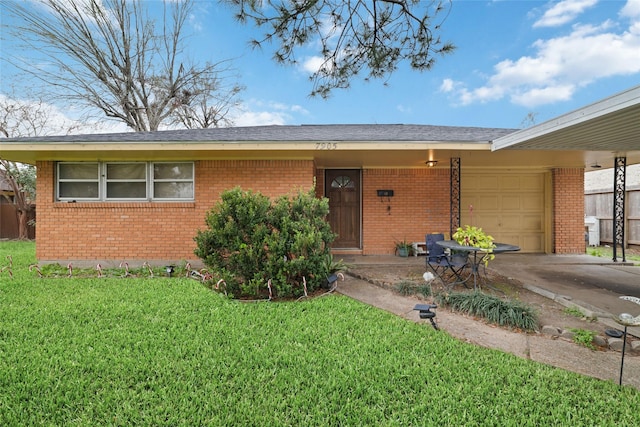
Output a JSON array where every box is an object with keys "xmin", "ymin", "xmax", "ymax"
[
  {"xmin": 341, "ymin": 253, "xmax": 640, "ymax": 334},
  {"xmin": 335, "ymin": 253, "xmax": 640, "ymax": 388}
]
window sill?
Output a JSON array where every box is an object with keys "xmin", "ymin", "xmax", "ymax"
[{"xmin": 53, "ymin": 201, "xmax": 196, "ymax": 209}]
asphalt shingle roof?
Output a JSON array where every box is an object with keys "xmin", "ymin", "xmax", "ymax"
[{"xmin": 1, "ymin": 124, "xmax": 517, "ymax": 144}]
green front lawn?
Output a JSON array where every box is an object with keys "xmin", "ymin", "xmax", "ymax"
[{"xmin": 1, "ymin": 241, "xmax": 639, "ymax": 425}]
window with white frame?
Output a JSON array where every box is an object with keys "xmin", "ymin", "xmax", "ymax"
[
  {"xmin": 56, "ymin": 162, "xmax": 194, "ymax": 201},
  {"xmin": 152, "ymin": 163, "xmax": 194, "ymax": 200},
  {"xmin": 57, "ymin": 162, "xmax": 100, "ymax": 200},
  {"xmin": 106, "ymin": 163, "xmax": 147, "ymax": 199}
]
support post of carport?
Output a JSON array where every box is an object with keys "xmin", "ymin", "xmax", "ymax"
[
  {"xmin": 613, "ymin": 156, "xmax": 626, "ymax": 262},
  {"xmin": 450, "ymin": 157, "xmax": 461, "ymax": 238}
]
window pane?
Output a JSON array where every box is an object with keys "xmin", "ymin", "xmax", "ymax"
[
  {"xmin": 331, "ymin": 176, "xmax": 355, "ymax": 188},
  {"xmin": 59, "ymin": 163, "xmax": 98, "ymax": 180},
  {"xmin": 59, "ymin": 182, "xmax": 99, "ymax": 199},
  {"xmin": 107, "ymin": 163, "xmax": 146, "ymax": 180},
  {"xmin": 154, "ymin": 182, "xmax": 193, "ymax": 199},
  {"xmin": 154, "ymin": 163, "xmax": 193, "ymax": 180},
  {"xmin": 107, "ymin": 182, "xmax": 147, "ymax": 199}
]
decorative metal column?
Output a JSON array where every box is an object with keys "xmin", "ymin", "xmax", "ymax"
[
  {"xmin": 613, "ymin": 156, "xmax": 626, "ymax": 262},
  {"xmin": 450, "ymin": 157, "xmax": 461, "ymax": 238}
]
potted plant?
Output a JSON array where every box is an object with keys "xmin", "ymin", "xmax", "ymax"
[
  {"xmin": 452, "ymin": 225, "xmax": 496, "ymax": 265},
  {"xmin": 395, "ymin": 239, "xmax": 413, "ymax": 257}
]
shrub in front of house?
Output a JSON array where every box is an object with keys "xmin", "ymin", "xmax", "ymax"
[{"xmin": 194, "ymin": 187, "xmax": 335, "ymax": 299}]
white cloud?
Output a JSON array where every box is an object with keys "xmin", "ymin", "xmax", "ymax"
[
  {"xmin": 233, "ymin": 111, "xmax": 290, "ymax": 126},
  {"xmin": 396, "ymin": 104, "xmax": 412, "ymax": 114},
  {"xmin": 510, "ymin": 85, "xmax": 575, "ymax": 106},
  {"xmin": 533, "ymin": 0, "xmax": 598, "ymax": 28},
  {"xmin": 301, "ymin": 56, "xmax": 329, "ymax": 74},
  {"xmin": 439, "ymin": 78, "xmax": 455, "ymax": 92},
  {"xmin": 621, "ymin": 0, "xmax": 640, "ymax": 18},
  {"xmin": 442, "ymin": 3, "xmax": 640, "ymax": 108},
  {"xmin": 0, "ymin": 93, "xmax": 311, "ymax": 134},
  {"xmin": 0, "ymin": 94, "xmax": 129, "ymax": 136},
  {"xmin": 229, "ymin": 99, "xmax": 309, "ymax": 126}
]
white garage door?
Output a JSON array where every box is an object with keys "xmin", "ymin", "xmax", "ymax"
[{"xmin": 461, "ymin": 172, "xmax": 547, "ymax": 253}]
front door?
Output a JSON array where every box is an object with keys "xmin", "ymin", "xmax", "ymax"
[{"xmin": 326, "ymin": 170, "xmax": 361, "ymax": 248}]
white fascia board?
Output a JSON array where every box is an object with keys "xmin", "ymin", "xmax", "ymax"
[{"xmin": 492, "ymin": 85, "xmax": 640, "ymax": 151}]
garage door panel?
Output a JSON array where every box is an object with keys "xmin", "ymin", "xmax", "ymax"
[
  {"xmin": 500, "ymin": 214, "xmax": 522, "ymax": 229},
  {"xmin": 501, "ymin": 195, "xmax": 521, "ymax": 210},
  {"xmin": 462, "ymin": 195, "xmax": 498, "ymax": 210},
  {"xmin": 467, "ymin": 176, "xmax": 499, "ymax": 190},
  {"xmin": 520, "ymin": 175, "xmax": 545, "ymax": 190},
  {"xmin": 470, "ymin": 215, "xmax": 500, "ymax": 230},
  {"xmin": 521, "ymin": 214, "xmax": 544, "ymax": 231},
  {"xmin": 521, "ymin": 235, "xmax": 544, "ymax": 252},
  {"xmin": 499, "ymin": 176, "xmax": 521, "ymax": 190},
  {"xmin": 522, "ymin": 194, "xmax": 544, "ymax": 210}
]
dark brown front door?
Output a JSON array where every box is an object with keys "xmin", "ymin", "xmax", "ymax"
[{"xmin": 326, "ymin": 170, "xmax": 361, "ymax": 248}]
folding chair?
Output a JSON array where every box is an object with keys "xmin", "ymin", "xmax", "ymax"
[{"xmin": 425, "ymin": 233, "xmax": 469, "ymax": 288}]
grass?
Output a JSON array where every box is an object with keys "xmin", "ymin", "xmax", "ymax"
[
  {"xmin": 571, "ymin": 328, "xmax": 597, "ymax": 350},
  {"xmin": 393, "ymin": 280, "xmax": 432, "ymax": 298},
  {"xmin": 564, "ymin": 306, "xmax": 585, "ymax": 318},
  {"xmin": 587, "ymin": 245, "xmax": 640, "ymax": 263},
  {"xmin": 2, "ymin": 241, "xmax": 640, "ymax": 425}
]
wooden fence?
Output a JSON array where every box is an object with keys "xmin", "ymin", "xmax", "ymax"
[
  {"xmin": 0, "ymin": 203, "xmax": 36, "ymax": 240},
  {"xmin": 585, "ymin": 186, "xmax": 640, "ymax": 247}
]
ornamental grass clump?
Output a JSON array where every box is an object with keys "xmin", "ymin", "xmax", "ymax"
[
  {"xmin": 194, "ymin": 187, "xmax": 336, "ymax": 299},
  {"xmin": 437, "ymin": 291, "xmax": 539, "ymax": 331}
]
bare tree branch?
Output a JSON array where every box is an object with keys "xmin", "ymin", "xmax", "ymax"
[{"xmin": 2, "ymin": 0, "xmax": 243, "ymax": 131}]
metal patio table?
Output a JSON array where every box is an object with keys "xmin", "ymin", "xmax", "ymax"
[{"xmin": 436, "ymin": 240, "xmax": 520, "ymax": 290}]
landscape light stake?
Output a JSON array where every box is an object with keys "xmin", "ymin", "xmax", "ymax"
[
  {"xmin": 165, "ymin": 265, "xmax": 175, "ymax": 277},
  {"xmin": 615, "ymin": 296, "xmax": 640, "ymax": 387},
  {"xmin": 413, "ymin": 304, "xmax": 439, "ymax": 330},
  {"xmin": 619, "ymin": 325, "xmax": 628, "ymax": 386}
]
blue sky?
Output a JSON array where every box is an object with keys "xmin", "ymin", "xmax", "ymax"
[{"xmin": 1, "ymin": 0, "xmax": 640, "ymax": 133}]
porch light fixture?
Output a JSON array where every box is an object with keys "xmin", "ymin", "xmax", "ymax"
[
  {"xmin": 425, "ymin": 160, "xmax": 438, "ymax": 167},
  {"xmin": 590, "ymin": 162, "xmax": 602, "ymax": 169}
]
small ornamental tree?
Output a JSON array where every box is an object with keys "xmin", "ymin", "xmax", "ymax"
[{"xmin": 194, "ymin": 187, "xmax": 335, "ymax": 299}]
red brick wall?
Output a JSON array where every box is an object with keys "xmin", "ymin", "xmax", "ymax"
[
  {"xmin": 553, "ymin": 167, "xmax": 585, "ymax": 254},
  {"xmin": 362, "ymin": 168, "xmax": 451, "ymax": 254},
  {"xmin": 36, "ymin": 160, "xmax": 586, "ymax": 261},
  {"xmin": 36, "ymin": 160, "xmax": 315, "ymax": 265}
]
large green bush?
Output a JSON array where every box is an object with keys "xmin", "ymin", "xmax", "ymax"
[{"xmin": 194, "ymin": 187, "xmax": 335, "ymax": 299}]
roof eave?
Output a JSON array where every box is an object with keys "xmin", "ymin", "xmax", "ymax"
[{"xmin": 492, "ymin": 85, "xmax": 640, "ymax": 151}]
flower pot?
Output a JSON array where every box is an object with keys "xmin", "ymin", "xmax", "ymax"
[{"xmin": 397, "ymin": 247, "xmax": 410, "ymax": 257}]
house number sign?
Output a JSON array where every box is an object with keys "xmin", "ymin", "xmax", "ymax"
[{"xmin": 315, "ymin": 143, "xmax": 338, "ymax": 150}]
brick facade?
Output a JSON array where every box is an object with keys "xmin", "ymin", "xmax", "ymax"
[
  {"xmin": 553, "ymin": 167, "xmax": 586, "ymax": 254},
  {"xmin": 36, "ymin": 160, "xmax": 315, "ymax": 265},
  {"xmin": 35, "ymin": 160, "xmax": 585, "ymax": 263},
  {"xmin": 361, "ymin": 168, "xmax": 450, "ymax": 254}
]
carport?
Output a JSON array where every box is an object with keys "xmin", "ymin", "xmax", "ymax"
[{"xmin": 492, "ymin": 85, "xmax": 640, "ymax": 261}]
